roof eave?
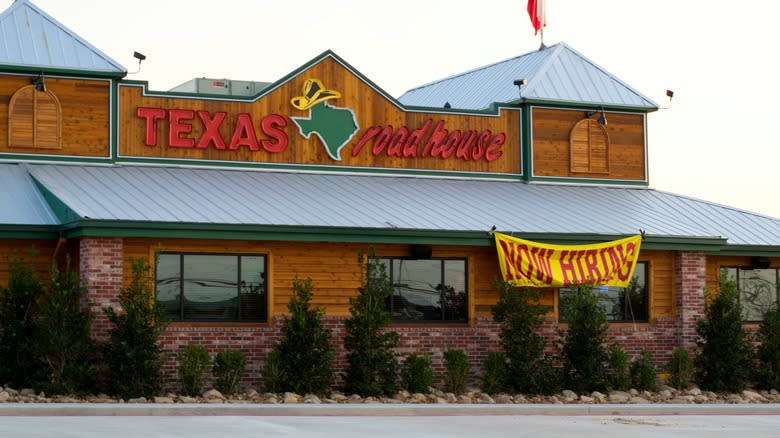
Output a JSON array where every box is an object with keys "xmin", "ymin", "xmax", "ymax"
[{"xmin": 0, "ymin": 63, "xmax": 127, "ymax": 79}]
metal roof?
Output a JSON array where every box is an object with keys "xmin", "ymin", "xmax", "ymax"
[
  {"xmin": 0, "ymin": 163, "xmax": 58, "ymax": 225},
  {"xmin": 398, "ymin": 42, "xmax": 657, "ymax": 111},
  {"xmin": 0, "ymin": 0, "xmax": 125, "ymax": 74},
  {"xmin": 20, "ymin": 163, "xmax": 780, "ymax": 247}
]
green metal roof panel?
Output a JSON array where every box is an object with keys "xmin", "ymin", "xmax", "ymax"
[
  {"xmin": 398, "ymin": 42, "xmax": 657, "ymax": 111},
  {"xmin": 24, "ymin": 163, "xmax": 780, "ymax": 247},
  {"xmin": 0, "ymin": 0, "xmax": 125, "ymax": 74}
]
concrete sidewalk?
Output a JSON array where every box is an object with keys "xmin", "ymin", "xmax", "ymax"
[{"xmin": 1, "ymin": 402, "xmax": 780, "ymax": 416}]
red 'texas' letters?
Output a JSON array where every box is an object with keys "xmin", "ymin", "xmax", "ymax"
[{"xmin": 136, "ymin": 107, "xmax": 288, "ymax": 153}]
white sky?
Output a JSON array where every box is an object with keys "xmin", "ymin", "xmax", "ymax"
[{"xmin": 15, "ymin": 0, "xmax": 780, "ymax": 219}]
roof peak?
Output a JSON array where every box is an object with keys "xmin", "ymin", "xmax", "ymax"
[
  {"xmin": 0, "ymin": 0, "xmax": 126, "ymax": 75},
  {"xmin": 398, "ymin": 41, "xmax": 657, "ymax": 111},
  {"xmin": 404, "ymin": 42, "xmax": 565, "ymax": 95}
]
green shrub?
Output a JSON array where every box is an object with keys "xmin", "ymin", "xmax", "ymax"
[
  {"xmin": 443, "ymin": 349, "xmax": 470, "ymax": 394},
  {"xmin": 695, "ymin": 275, "xmax": 753, "ymax": 392},
  {"xmin": 401, "ymin": 353, "xmax": 434, "ymax": 393},
  {"xmin": 667, "ymin": 348, "xmax": 694, "ymax": 390},
  {"xmin": 103, "ymin": 257, "xmax": 169, "ymax": 399},
  {"xmin": 178, "ymin": 345, "xmax": 211, "ymax": 396},
  {"xmin": 343, "ymin": 249, "xmax": 399, "ymax": 396},
  {"xmin": 271, "ymin": 277, "xmax": 334, "ymax": 394},
  {"xmin": 491, "ymin": 281, "xmax": 553, "ymax": 394},
  {"xmin": 34, "ymin": 257, "xmax": 97, "ymax": 395},
  {"xmin": 213, "ymin": 349, "xmax": 247, "ymax": 395},
  {"xmin": 755, "ymin": 305, "xmax": 780, "ymax": 390},
  {"xmin": 262, "ymin": 349, "xmax": 284, "ymax": 393},
  {"xmin": 481, "ymin": 351, "xmax": 508, "ymax": 394},
  {"xmin": 630, "ymin": 349, "xmax": 657, "ymax": 391},
  {"xmin": 0, "ymin": 252, "xmax": 45, "ymax": 389},
  {"xmin": 560, "ymin": 286, "xmax": 609, "ymax": 393},
  {"xmin": 607, "ymin": 344, "xmax": 631, "ymax": 391}
]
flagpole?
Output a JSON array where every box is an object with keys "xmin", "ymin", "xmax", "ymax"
[{"xmin": 539, "ymin": 0, "xmax": 546, "ymax": 49}]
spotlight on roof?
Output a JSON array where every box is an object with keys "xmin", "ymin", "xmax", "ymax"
[
  {"xmin": 129, "ymin": 51, "xmax": 146, "ymax": 74},
  {"xmin": 513, "ymin": 79, "xmax": 528, "ymax": 101},
  {"xmin": 660, "ymin": 89, "xmax": 675, "ymax": 109}
]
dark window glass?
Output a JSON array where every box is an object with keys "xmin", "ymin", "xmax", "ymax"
[
  {"xmin": 559, "ymin": 262, "xmax": 648, "ymax": 322},
  {"xmin": 383, "ymin": 258, "xmax": 467, "ymax": 322},
  {"xmin": 156, "ymin": 253, "xmax": 266, "ymax": 322},
  {"xmin": 723, "ymin": 267, "xmax": 779, "ymax": 322}
]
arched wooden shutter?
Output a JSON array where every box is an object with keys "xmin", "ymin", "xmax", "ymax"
[
  {"xmin": 8, "ymin": 85, "xmax": 62, "ymax": 149},
  {"xmin": 569, "ymin": 118, "xmax": 609, "ymax": 173}
]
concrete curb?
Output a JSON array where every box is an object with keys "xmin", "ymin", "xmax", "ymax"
[{"xmin": 1, "ymin": 403, "xmax": 780, "ymax": 417}]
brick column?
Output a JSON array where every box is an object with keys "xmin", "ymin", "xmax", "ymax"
[
  {"xmin": 79, "ymin": 237, "xmax": 123, "ymax": 343},
  {"xmin": 675, "ymin": 251, "xmax": 706, "ymax": 351}
]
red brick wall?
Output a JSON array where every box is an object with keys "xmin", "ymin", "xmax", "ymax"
[
  {"xmin": 79, "ymin": 237, "xmax": 123, "ymax": 343},
  {"xmin": 159, "ymin": 317, "xmax": 503, "ymax": 391},
  {"xmin": 675, "ymin": 252, "xmax": 706, "ymax": 352}
]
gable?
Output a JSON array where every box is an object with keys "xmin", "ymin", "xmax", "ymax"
[{"xmin": 117, "ymin": 52, "xmax": 521, "ymax": 176}]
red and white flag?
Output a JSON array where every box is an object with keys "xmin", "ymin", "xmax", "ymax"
[{"xmin": 527, "ymin": 0, "xmax": 546, "ymax": 35}]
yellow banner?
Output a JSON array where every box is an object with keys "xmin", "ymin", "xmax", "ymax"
[{"xmin": 494, "ymin": 233, "xmax": 642, "ymax": 288}]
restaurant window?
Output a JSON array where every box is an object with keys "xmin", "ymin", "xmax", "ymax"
[
  {"xmin": 382, "ymin": 258, "xmax": 467, "ymax": 322},
  {"xmin": 722, "ymin": 267, "xmax": 779, "ymax": 322},
  {"xmin": 558, "ymin": 262, "xmax": 648, "ymax": 322},
  {"xmin": 156, "ymin": 253, "xmax": 266, "ymax": 322}
]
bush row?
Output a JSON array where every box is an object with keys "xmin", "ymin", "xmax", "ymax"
[{"xmin": 2, "ymin": 250, "xmax": 779, "ymax": 397}]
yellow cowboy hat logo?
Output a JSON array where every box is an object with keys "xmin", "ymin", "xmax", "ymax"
[{"xmin": 290, "ymin": 78, "xmax": 341, "ymax": 110}]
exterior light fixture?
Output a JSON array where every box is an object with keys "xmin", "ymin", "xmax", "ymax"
[
  {"xmin": 597, "ymin": 108, "xmax": 607, "ymax": 126},
  {"xmin": 129, "ymin": 51, "xmax": 147, "ymax": 74},
  {"xmin": 32, "ymin": 74, "xmax": 45, "ymax": 92}
]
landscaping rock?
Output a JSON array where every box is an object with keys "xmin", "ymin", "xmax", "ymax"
[
  {"xmin": 608, "ymin": 391, "xmax": 631, "ymax": 403},
  {"xmin": 303, "ymin": 394, "xmax": 321, "ymax": 404},
  {"xmin": 153, "ymin": 396, "xmax": 174, "ymax": 404},
  {"xmin": 561, "ymin": 390, "xmax": 577, "ymax": 402},
  {"xmin": 494, "ymin": 394, "xmax": 513, "ymax": 404},
  {"xmin": 202, "ymin": 389, "xmax": 225, "ymax": 400},
  {"xmin": 282, "ymin": 392, "xmax": 300, "ymax": 404},
  {"xmin": 0, "ymin": 391, "xmax": 10, "ymax": 403}
]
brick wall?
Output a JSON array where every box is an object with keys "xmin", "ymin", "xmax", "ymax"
[
  {"xmin": 79, "ymin": 237, "xmax": 123, "ymax": 343},
  {"xmin": 159, "ymin": 316, "xmax": 689, "ymax": 392},
  {"xmin": 675, "ymin": 252, "xmax": 706, "ymax": 352},
  {"xmin": 159, "ymin": 316, "xmax": 503, "ymax": 391}
]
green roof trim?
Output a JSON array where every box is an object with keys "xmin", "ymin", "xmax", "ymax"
[
  {"xmin": 521, "ymin": 98, "xmax": 654, "ymax": 113},
  {"xmin": 31, "ymin": 178, "xmax": 83, "ymax": 224},
  {"xmin": 0, "ymin": 64, "xmax": 125, "ymax": 79},
  {"xmin": 47, "ymin": 219, "xmax": 766, "ymax": 254},
  {"xmin": 114, "ymin": 157, "xmax": 524, "ymax": 180},
  {"xmin": 0, "ymin": 225, "xmax": 59, "ymax": 239}
]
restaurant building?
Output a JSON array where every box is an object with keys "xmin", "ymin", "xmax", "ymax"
[{"xmin": 2, "ymin": 0, "xmax": 780, "ymax": 387}]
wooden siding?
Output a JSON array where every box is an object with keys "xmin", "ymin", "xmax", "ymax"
[
  {"xmin": 0, "ymin": 75, "xmax": 110, "ymax": 157},
  {"xmin": 123, "ymin": 238, "xmax": 674, "ymax": 326},
  {"xmin": 118, "ymin": 57, "xmax": 520, "ymax": 174},
  {"xmin": 0, "ymin": 239, "xmax": 79, "ymax": 287},
  {"xmin": 532, "ymin": 107, "xmax": 645, "ymax": 180}
]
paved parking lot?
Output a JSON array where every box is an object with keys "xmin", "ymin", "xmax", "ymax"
[{"xmin": 1, "ymin": 404, "xmax": 780, "ymax": 438}]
